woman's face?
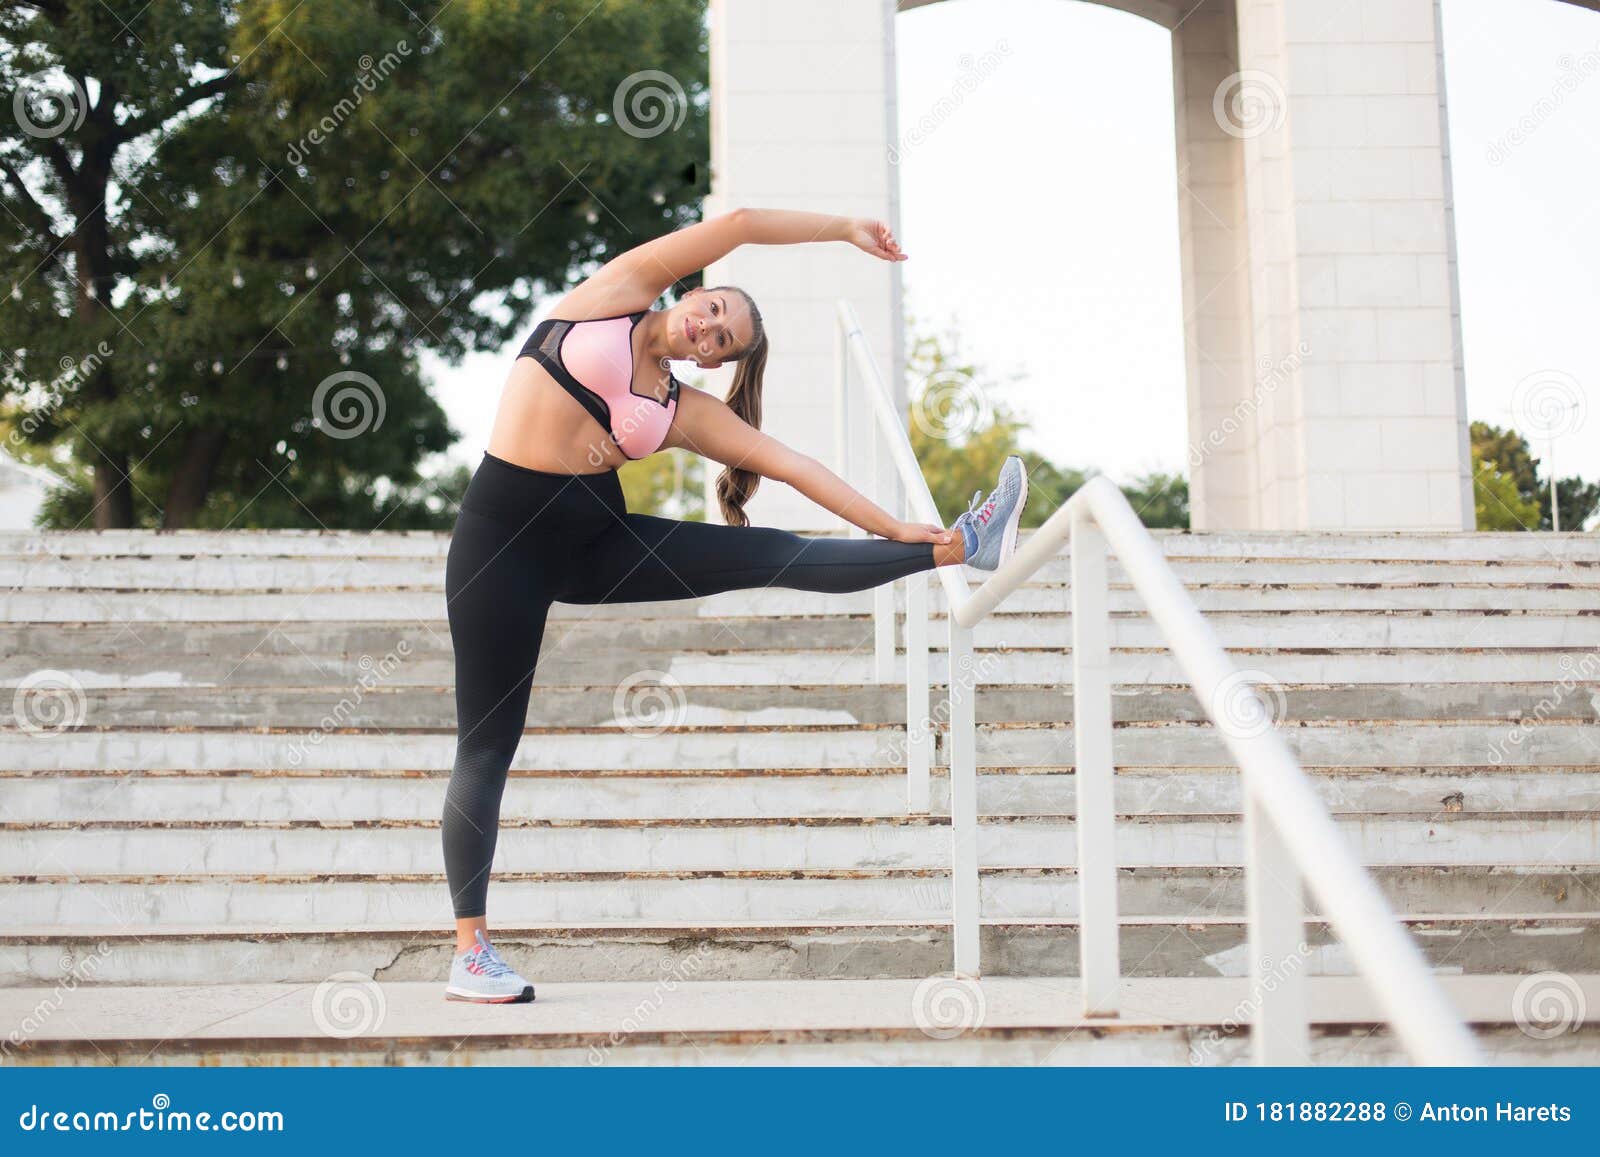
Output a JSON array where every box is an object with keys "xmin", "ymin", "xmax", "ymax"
[{"xmin": 670, "ymin": 288, "xmax": 755, "ymax": 368}]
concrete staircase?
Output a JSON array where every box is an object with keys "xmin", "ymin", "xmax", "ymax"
[{"xmin": 3, "ymin": 527, "xmax": 1598, "ymax": 1064}]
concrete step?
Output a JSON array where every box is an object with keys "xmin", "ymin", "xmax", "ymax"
[
  {"xmin": 3, "ymin": 975, "xmax": 1596, "ymax": 1065},
  {"xmin": 5, "ymin": 813, "xmax": 1595, "ymax": 883},
  {"xmin": 13, "ymin": 579, "xmax": 1600, "ymax": 634},
  {"xmin": 9, "ymin": 643, "xmax": 1589, "ymax": 687},
  {"xmin": 6, "ymin": 915, "xmax": 1595, "ymax": 987},
  {"xmin": 10, "ymin": 565, "xmax": 1600, "ymax": 612},
  {"xmin": 31, "ymin": 682, "xmax": 1599, "ymax": 729},
  {"xmin": 10, "ymin": 766, "xmax": 1598, "ymax": 822},
  {"xmin": 6, "ymin": 864, "xmax": 1591, "ymax": 938},
  {"xmin": 7, "ymin": 527, "xmax": 1597, "ymax": 563},
  {"xmin": 6, "ymin": 549, "xmax": 1599, "ymax": 592},
  {"xmin": 5, "ymin": 723, "xmax": 1592, "ymax": 772}
]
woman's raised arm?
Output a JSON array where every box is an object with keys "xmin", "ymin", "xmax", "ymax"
[
  {"xmin": 557, "ymin": 209, "xmax": 906, "ymax": 317},
  {"xmin": 665, "ymin": 385, "xmax": 947, "ymax": 544}
]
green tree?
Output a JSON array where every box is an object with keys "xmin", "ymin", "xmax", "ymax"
[
  {"xmin": 1471, "ymin": 421, "xmax": 1598, "ymax": 530},
  {"xmin": 1122, "ymin": 471, "xmax": 1189, "ymax": 529},
  {"xmin": 1, "ymin": 0, "xmax": 708, "ymax": 528},
  {"xmin": 904, "ymin": 320, "xmax": 1187, "ymax": 529},
  {"xmin": 618, "ymin": 447, "xmax": 704, "ymax": 519},
  {"xmin": 1551, "ymin": 474, "xmax": 1600, "ymax": 532},
  {"xmin": 1473, "ymin": 447, "xmax": 1541, "ymax": 530}
]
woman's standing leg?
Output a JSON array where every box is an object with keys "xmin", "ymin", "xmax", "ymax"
[{"xmin": 442, "ymin": 506, "xmax": 552, "ymax": 948}]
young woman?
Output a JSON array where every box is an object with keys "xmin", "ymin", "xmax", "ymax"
[{"xmin": 442, "ymin": 207, "xmax": 1028, "ymax": 1002}]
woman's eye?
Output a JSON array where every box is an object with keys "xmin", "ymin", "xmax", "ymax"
[
  {"xmin": 710, "ymin": 302, "xmax": 719, "ymax": 315},
  {"xmin": 718, "ymin": 333, "xmax": 727, "ymax": 348}
]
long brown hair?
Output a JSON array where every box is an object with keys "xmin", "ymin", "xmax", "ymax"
[{"xmin": 709, "ymin": 285, "xmax": 767, "ymax": 528}]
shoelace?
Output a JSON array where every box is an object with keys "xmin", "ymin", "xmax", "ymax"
[
  {"xmin": 966, "ymin": 488, "xmax": 1000, "ymax": 527},
  {"xmin": 470, "ymin": 941, "xmax": 517, "ymax": 978}
]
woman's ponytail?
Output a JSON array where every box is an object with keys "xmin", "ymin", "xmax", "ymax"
[{"xmin": 712, "ymin": 287, "xmax": 767, "ymax": 528}]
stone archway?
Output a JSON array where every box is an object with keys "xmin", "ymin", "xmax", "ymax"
[{"xmin": 704, "ymin": 0, "xmax": 1594, "ymax": 530}]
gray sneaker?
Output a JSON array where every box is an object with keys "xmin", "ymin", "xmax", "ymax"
[
  {"xmin": 445, "ymin": 929, "xmax": 535, "ymax": 1003},
  {"xmin": 953, "ymin": 455, "xmax": 1028, "ymax": 571}
]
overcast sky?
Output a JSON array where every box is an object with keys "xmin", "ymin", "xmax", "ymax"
[{"xmin": 430, "ymin": 0, "xmax": 1597, "ymax": 489}]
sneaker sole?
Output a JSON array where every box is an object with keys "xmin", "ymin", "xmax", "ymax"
[
  {"xmin": 995, "ymin": 459, "xmax": 1028, "ymax": 568},
  {"xmin": 444, "ymin": 984, "xmax": 535, "ymax": 1004}
]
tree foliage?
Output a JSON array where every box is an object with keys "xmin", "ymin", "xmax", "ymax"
[
  {"xmin": 904, "ymin": 319, "xmax": 1188, "ymax": 530},
  {"xmin": 618, "ymin": 446, "xmax": 703, "ymax": 520},
  {"xmin": 1472, "ymin": 448, "xmax": 1541, "ymax": 531},
  {"xmin": 1471, "ymin": 421, "xmax": 1598, "ymax": 531},
  {"xmin": 0, "ymin": 0, "xmax": 708, "ymax": 528}
]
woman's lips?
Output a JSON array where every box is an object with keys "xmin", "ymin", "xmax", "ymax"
[{"xmin": 684, "ymin": 317, "xmax": 694, "ymax": 345}]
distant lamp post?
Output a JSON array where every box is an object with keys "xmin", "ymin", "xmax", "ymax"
[
  {"xmin": 1511, "ymin": 372, "xmax": 1584, "ymax": 533},
  {"xmin": 1546, "ymin": 398, "xmax": 1577, "ymax": 532}
]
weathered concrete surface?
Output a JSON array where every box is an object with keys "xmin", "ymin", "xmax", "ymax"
[
  {"xmin": 6, "ymin": 721, "xmax": 1597, "ymax": 773},
  {"xmin": 11, "ymin": 765, "xmax": 1600, "ymax": 822},
  {"xmin": 6, "ymin": 863, "xmax": 1596, "ymax": 932},
  {"xmin": 7, "ymin": 642, "xmax": 1591, "ymax": 688},
  {"xmin": 5, "ymin": 528, "xmax": 1598, "ymax": 1040},
  {"xmin": 2, "ymin": 975, "xmax": 1596, "ymax": 1066},
  {"xmin": 27, "ymin": 681, "xmax": 1598, "ymax": 729},
  {"xmin": 5, "ymin": 526, "xmax": 1597, "ymax": 560}
]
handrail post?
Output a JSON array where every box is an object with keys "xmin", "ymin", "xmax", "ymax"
[
  {"xmin": 833, "ymin": 312, "xmax": 853, "ymax": 535},
  {"xmin": 904, "ymin": 569, "xmax": 931, "ymax": 814},
  {"xmin": 1246, "ymin": 782, "xmax": 1310, "ymax": 1063},
  {"xmin": 1071, "ymin": 511, "xmax": 1121, "ymax": 1016},
  {"xmin": 947, "ymin": 617, "xmax": 981, "ymax": 977}
]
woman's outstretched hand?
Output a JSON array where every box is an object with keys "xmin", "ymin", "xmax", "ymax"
[
  {"xmin": 886, "ymin": 520, "xmax": 954, "ymax": 545},
  {"xmin": 846, "ymin": 218, "xmax": 907, "ymax": 262}
]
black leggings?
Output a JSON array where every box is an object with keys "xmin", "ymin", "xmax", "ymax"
[{"xmin": 442, "ymin": 450, "xmax": 938, "ymax": 918}]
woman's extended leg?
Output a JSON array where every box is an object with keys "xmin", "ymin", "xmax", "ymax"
[{"xmin": 561, "ymin": 514, "xmax": 950, "ymax": 605}]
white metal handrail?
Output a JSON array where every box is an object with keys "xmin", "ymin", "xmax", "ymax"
[{"xmin": 833, "ymin": 298, "xmax": 1481, "ymax": 1065}]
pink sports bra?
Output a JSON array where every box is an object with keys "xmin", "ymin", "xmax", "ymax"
[{"xmin": 517, "ymin": 310, "xmax": 680, "ymax": 460}]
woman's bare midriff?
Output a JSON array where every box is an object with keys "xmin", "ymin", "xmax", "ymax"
[{"xmin": 485, "ymin": 357, "xmax": 628, "ymax": 475}]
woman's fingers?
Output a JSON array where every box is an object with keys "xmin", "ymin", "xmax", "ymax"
[{"xmin": 857, "ymin": 220, "xmax": 907, "ymax": 261}]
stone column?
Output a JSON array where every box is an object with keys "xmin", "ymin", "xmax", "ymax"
[
  {"xmin": 1234, "ymin": 0, "xmax": 1471, "ymax": 528},
  {"xmin": 701, "ymin": 0, "xmax": 905, "ymax": 530},
  {"xmin": 1173, "ymin": 0, "xmax": 1258, "ymax": 528}
]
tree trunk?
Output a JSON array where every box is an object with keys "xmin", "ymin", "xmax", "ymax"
[
  {"xmin": 90, "ymin": 445, "xmax": 134, "ymax": 528},
  {"xmin": 161, "ymin": 426, "xmax": 229, "ymax": 528}
]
